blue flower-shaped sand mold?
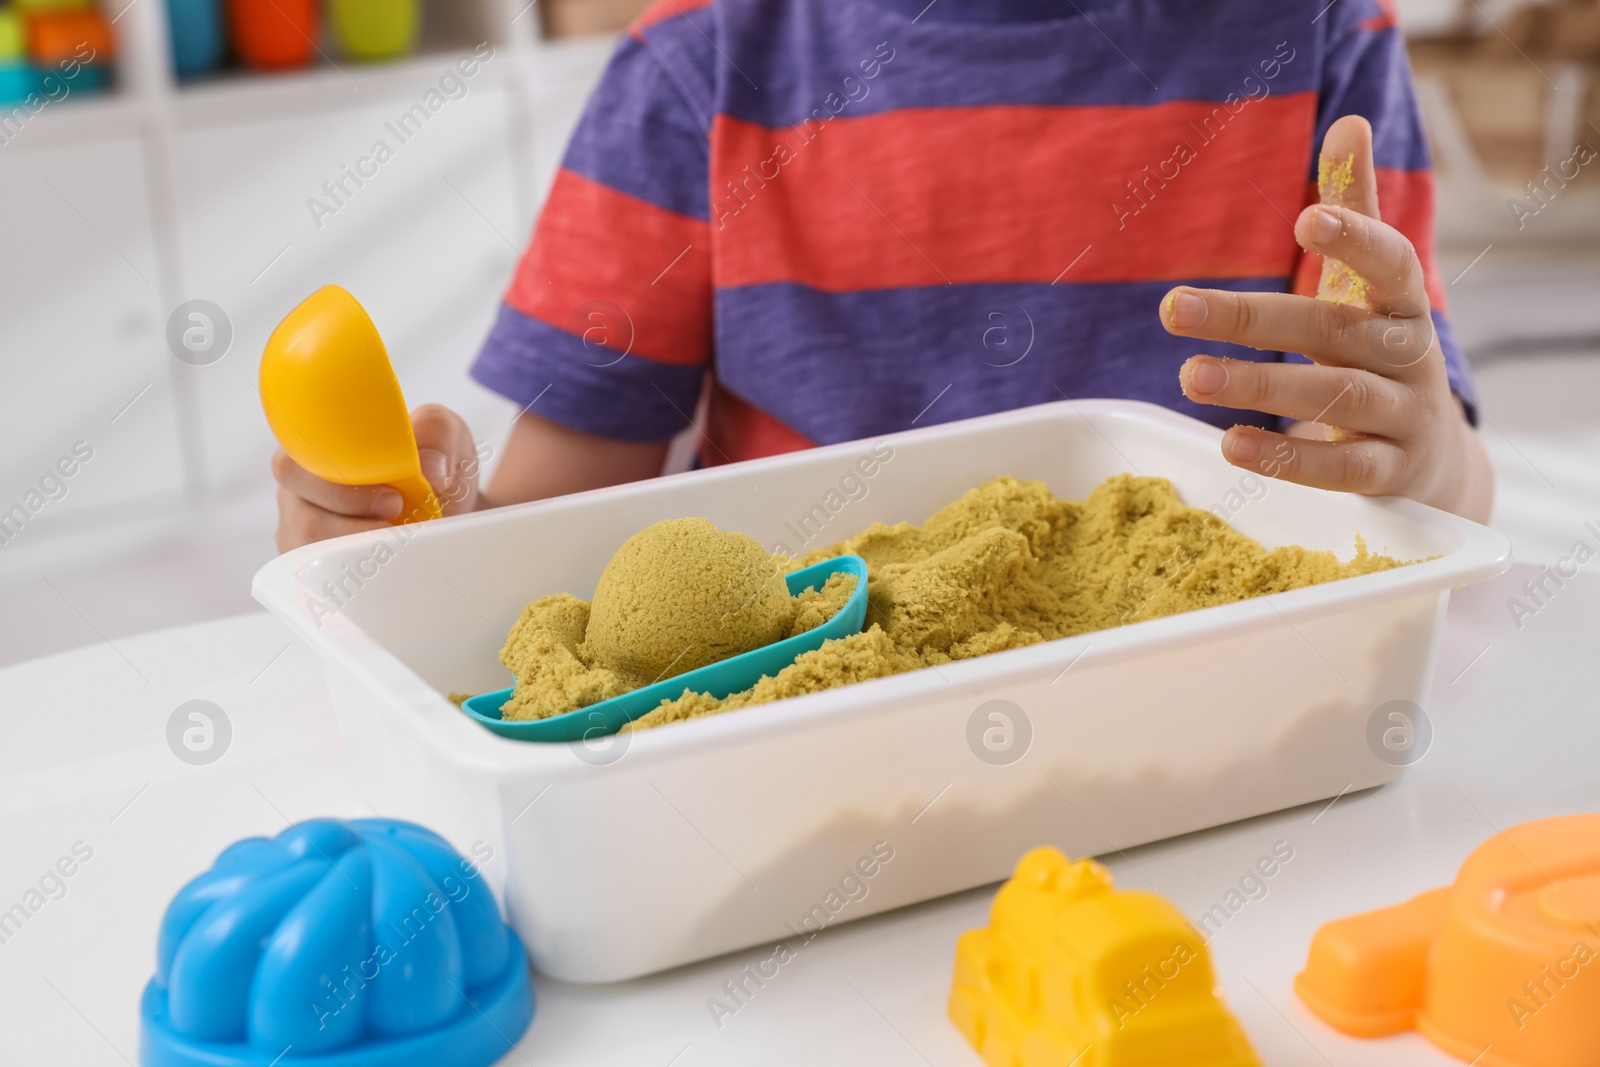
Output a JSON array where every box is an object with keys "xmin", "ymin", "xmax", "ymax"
[{"xmin": 140, "ymin": 818, "xmax": 533, "ymax": 1067}]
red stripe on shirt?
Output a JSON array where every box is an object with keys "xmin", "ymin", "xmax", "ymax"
[
  {"xmin": 1291, "ymin": 179, "xmax": 1322, "ymax": 297},
  {"xmin": 703, "ymin": 382, "xmax": 816, "ymax": 465},
  {"xmin": 630, "ymin": 0, "xmax": 712, "ymax": 39},
  {"xmin": 504, "ymin": 168, "xmax": 711, "ymax": 367},
  {"xmin": 1377, "ymin": 166, "xmax": 1447, "ymax": 312},
  {"xmin": 1291, "ymin": 168, "xmax": 1447, "ymax": 313},
  {"xmin": 709, "ymin": 95, "xmax": 1318, "ymax": 291},
  {"xmin": 1359, "ymin": 0, "xmax": 1399, "ymax": 31}
]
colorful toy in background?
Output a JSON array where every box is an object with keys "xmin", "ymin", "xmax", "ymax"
[
  {"xmin": 165, "ymin": 0, "xmax": 223, "ymax": 77},
  {"xmin": 225, "ymin": 0, "xmax": 316, "ymax": 69},
  {"xmin": 0, "ymin": 7, "xmax": 32, "ymax": 103},
  {"xmin": 1297, "ymin": 813, "xmax": 1600, "ymax": 1067},
  {"xmin": 950, "ymin": 847, "xmax": 1261, "ymax": 1067},
  {"xmin": 140, "ymin": 817, "xmax": 535, "ymax": 1067},
  {"xmin": 0, "ymin": 0, "xmax": 115, "ymax": 104},
  {"xmin": 25, "ymin": 1, "xmax": 112, "ymax": 90},
  {"xmin": 165, "ymin": 0, "xmax": 419, "ymax": 78},
  {"xmin": 329, "ymin": 0, "xmax": 418, "ymax": 61}
]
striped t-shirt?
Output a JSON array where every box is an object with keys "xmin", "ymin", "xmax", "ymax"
[{"xmin": 471, "ymin": 0, "xmax": 1472, "ymax": 466}]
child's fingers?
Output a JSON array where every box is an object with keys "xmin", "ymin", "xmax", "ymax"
[
  {"xmin": 411, "ymin": 403, "xmax": 475, "ymax": 463},
  {"xmin": 1179, "ymin": 357, "xmax": 1413, "ymax": 439},
  {"xmin": 411, "ymin": 403, "xmax": 480, "ymax": 513},
  {"xmin": 270, "ymin": 448, "xmax": 403, "ymax": 520},
  {"xmin": 1220, "ymin": 427, "xmax": 1407, "ymax": 497},
  {"xmin": 1317, "ymin": 115, "xmax": 1380, "ymax": 220},
  {"xmin": 274, "ymin": 487, "xmax": 390, "ymax": 552},
  {"xmin": 1162, "ymin": 286, "xmax": 1425, "ymax": 378},
  {"xmin": 1293, "ymin": 205, "xmax": 1431, "ymax": 320}
]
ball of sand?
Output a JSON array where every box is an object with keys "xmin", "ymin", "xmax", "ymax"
[{"xmin": 581, "ymin": 517, "xmax": 795, "ymax": 689}]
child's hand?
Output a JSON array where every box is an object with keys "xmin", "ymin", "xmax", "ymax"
[
  {"xmin": 1160, "ymin": 115, "xmax": 1492, "ymax": 523},
  {"xmin": 272, "ymin": 403, "xmax": 482, "ymax": 551}
]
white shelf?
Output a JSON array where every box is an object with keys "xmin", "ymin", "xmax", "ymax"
[
  {"xmin": 0, "ymin": 93, "xmax": 149, "ymax": 150},
  {"xmin": 169, "ymin": 48, "xmax": 516, "ymax": 129},
  {"xmin": 0, "ymin": 0, "xmax": 618, "ymax": 580},
  {"xmin": 166, "ymin": 34, "xmax": 616, "ymax": 130},
  {"xmin": 7, "ymin": 2, "xmax": 619, "ymax": 144}
]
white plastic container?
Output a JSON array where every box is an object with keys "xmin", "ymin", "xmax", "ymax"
[{"xmin": 253, "ymin": 400, "xmax": 1510, "ymax": 983}]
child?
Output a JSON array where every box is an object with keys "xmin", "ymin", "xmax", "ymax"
[{"xmin": 274, "ymin": 0, "xmax": 1493, "ymax": 550}]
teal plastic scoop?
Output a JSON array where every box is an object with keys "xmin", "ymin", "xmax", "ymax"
[{"xmin": 461, "ymin": 555, "xmax": 870, "ymax": 743}]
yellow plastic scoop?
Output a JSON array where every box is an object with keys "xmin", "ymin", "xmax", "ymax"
[{"xmin": 260, "ymin": 285, "xmax": 441, "ymax": 525}]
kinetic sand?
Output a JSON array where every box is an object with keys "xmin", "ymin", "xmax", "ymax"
[
  {"xmin": 495, "ymin": 517, "xmax": 855, "ymax": 722},
  {"xmin": 490, "ymin": 475, "xmax": 1405, "ymax": 732}
]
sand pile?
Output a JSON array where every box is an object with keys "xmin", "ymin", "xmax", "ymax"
[
  {"xmin": 621, "ymin": 475, "xmax": 1405, "ymax": 731},
  {"xmin": 496, "ymin": 518, "xmax": 854, "ymax": 722}
]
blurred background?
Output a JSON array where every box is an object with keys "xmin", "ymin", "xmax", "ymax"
[{"xmin": 1, "ymin": 0, "xmax": 1597, "ymax": 666}]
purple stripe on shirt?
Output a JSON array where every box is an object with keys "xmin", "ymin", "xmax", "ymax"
[
  {"xmin": 713, "ymin": 278, "xmax": 1293, "ymax": 443},
  {"xmin": 1311, "ymin": 11, "xmax": 1433, "ymax": 173},
  {"xmin": 472, "ymin": 304, "xmax": 703, "ymax": 442},
  {"xmin": 562, "ymin": 37, "xmax": 712, "ymax": 221},
  {"xmin": 645, "ymin": 0, "xmax": 1329, "ymax": 127}
]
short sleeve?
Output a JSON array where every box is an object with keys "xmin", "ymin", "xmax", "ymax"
[
  {"xmin": 471, "ymin": 32, "xmax": 713, "ymax": 442},
  {"xmin": 1291, "ymin": 0, "xmax": 1479, "ymax": 425}
]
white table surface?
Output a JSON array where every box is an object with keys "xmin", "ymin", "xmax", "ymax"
[{"xmin": 1, "ymin": 560, "xmax": 1594, "ymax": 1067}]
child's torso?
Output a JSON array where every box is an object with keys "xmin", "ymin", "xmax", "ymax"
[{"xmin": 649, "ymin": 0, "xmax": 1329, "ymax": 456}]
